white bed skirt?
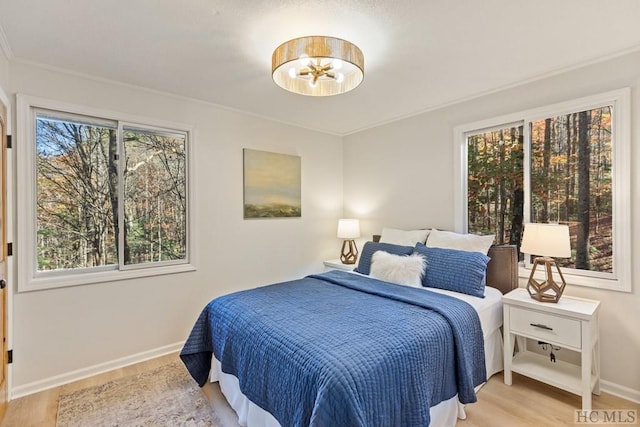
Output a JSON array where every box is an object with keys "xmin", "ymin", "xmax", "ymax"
[{"xmin": 210, "ymin": 327, "xmax": 503, "ymax": 427}]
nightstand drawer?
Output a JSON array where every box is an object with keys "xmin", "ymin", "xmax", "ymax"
[{"xmin": 509, "ymin": 306, "xmax": 581, "ymax": 348}]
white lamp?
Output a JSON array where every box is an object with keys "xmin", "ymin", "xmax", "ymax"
[
  {"xmin": 337, "ymin": 219, "xmax": 360, "ymax": 265},
  {"xmin": 520, "ymin": 223, "xmax": 571, "ymax": 303}
]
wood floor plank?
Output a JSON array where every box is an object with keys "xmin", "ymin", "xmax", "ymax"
[
  {"xmin": 1, "ymin": 354, "xmax": 638, "ymax": 426},
  {"xmin": 1, "ymin": 387, "xmax": 59, "ymax": 427},
  {"xmin": 462, "ymin": 372, "xmax": 640, "ymax": 427}
]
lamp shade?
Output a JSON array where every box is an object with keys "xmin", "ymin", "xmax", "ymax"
[
  {"xmin": 520, "ymin": 223, "xmax": 571, "ymax": 258},
  {"xmin": 337, "ymin": 219, "xmax": 360, "ymax": 239},
  {"xmin": 272, "ymin": 36, "xmax": 364, "ymax": 96}
]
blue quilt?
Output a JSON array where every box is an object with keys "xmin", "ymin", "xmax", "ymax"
[{"xmin": 181, "ymin": 270, "xmax": 486, "ymax": 427}]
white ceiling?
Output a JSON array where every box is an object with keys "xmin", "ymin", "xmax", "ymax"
[{"xmin": 1, "ymin": 0, "xmax": 640, "ymax": 135}]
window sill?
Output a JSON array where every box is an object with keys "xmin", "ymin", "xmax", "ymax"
[
  {"xmin": 18, "ymin": 263, "xmax": 197, "ymax": 293},
  {"xmin": 517, "ymin": 266, "xmax": 631, "ymax": 293}
]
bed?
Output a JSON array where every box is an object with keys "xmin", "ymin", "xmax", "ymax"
[{"xmin": 181, "ymin": 239, "xmax": 518, "ymax": 427}]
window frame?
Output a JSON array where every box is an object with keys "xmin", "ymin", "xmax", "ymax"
[
  {"xmin": 454, "ymin": 88, "xmax": 631, "ymax": 292},
  {"xmin": 17, "ymin": 94, "xmax": 196, "ymax": 292}
]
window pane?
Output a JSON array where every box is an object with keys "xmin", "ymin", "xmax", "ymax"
[
  {"xmin": 123, "ymin": 128, "xmax": 187, "ymax": 265},
  {"xmin": 467, "ymin": 125, "xmax": 524, "ymax": 247},
  {"xmin": 530, "ymin": 107, "xmax": 613, "ymax": 273},
  {"xmin": 36, "ymin": 113, "xmax": 118, "ymax": 271}
]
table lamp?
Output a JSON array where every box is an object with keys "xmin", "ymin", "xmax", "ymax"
[
  {"xmin": 520, "ymin": 223, "xmax": 571, "ymax": 303},
  {"xmin": 337, "ymin": 219, "xmax": 360, "ymax": 264}
]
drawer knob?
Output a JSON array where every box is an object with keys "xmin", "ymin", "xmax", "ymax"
[{"xmin": 530, "ymin": 323, "xmax": 553, "ymax": 331}]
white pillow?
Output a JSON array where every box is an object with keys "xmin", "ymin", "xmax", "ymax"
[
  {"xmin": 380, "ymin": 227, "xmax": 430, "ymax": 246},
  {"xmin": 426, "ymin": 229, "xmax": 495, "ymax": 255},
  {"xmin": 370, "ymin": 251, "xmax": 426, "ymax": 288}
]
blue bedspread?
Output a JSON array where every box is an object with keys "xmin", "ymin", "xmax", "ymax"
[{"xmin": 181, "ymin": 270, "xmax": 486, "ymax": 427}]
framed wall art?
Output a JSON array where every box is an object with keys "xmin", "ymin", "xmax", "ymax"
[{"xmin": 243, "ymin": 149, "xmax": 301, "ymax": 219}]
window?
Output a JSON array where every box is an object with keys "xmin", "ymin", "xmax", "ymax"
[
  {"xmin": 455, "ymin": 89, "xmax": 631, "ymax": 292},
  {"xmin": 18, "ymin": 95, "xmax": 194, "ymax": 291},
  {"xmin": 121, "ymin": 127, "xmax": 187, "ymax": 267},
  {"xmin": 36, "ymin": 112, "xmax": 119, "ymax": 271}
]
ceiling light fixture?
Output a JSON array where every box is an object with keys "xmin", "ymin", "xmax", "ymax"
[{"xmin": 272, "ymin": 36, "xmax": 364, "ymax": 97}]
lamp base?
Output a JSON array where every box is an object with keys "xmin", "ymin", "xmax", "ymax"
[
  {"xmin": 340, "ymin": 240, "xmax": 358, "ymax": 265},
  {"xmin": 526, "ymin": 257, "xmax": 567, "ymax": 303}
]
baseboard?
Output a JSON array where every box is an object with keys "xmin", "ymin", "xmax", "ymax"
[
  {"xmin": 601, "ymin": 380, "xmax": 640, "ymax": 404},
  {"xmin": 10, "ymin": 341, "xmax": 184, "ymax": 399}
]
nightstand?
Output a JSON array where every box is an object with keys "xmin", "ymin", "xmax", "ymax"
[
  {"xmin": 503, "ymin": 288, "xmax": 600, "ymax": 410},
  {"xmin": 323, "ymin": 259, "xmax": 357, "ymax": 272}
]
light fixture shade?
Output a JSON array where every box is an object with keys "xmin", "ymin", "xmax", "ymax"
[
  {"xmin": 272, "ymin": 36, "xmax": 364, "ymax": 96},
  {"xmin": 337, "ymin": 219, "xmax": 360, "ymax": 239},
  {"xmin": 521, "ymin": 223, "xmax": 571, "ymax": 258}
]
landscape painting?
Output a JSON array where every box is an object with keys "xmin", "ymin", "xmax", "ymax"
[{"xmin": 243, "ymin": 149, "xmax": 301, "ymax": 219}]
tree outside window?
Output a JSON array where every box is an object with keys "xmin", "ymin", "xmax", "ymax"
[
  {"xmin": 122, "ymin": 128, "xmax": 187, "ymax": 266},
  {"xmin": 529, "ymin": 108, "xmax": 612, "ymax": 273},
  {"xmin": 467, "ymin": 124, "xmax": 524, "ymax": 250},
  {"xmin": 466, "ymin": 105, "xmax": 616, "ymax": 277},
  {"xmin": 35, "ymin": 112, "xmax": 188, "ymax": 273}
]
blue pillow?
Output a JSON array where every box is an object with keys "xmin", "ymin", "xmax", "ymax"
[
  {"xmin": 355, "ymin": 242, "xmax": 414, "ymax": 275},
  {"xmin": 414, "ymin": 243, "xmax": 490, "ymax": 298}
]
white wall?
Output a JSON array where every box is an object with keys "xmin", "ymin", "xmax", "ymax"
[
  {"xmin": 344, "ymin": 51, "xmax": 640, "ymax": 398},
  {"xmin": 8, "ymin": 62, "xmax": 343, "ymax": 391},
  {"xmin": 0, "ymin": 44, "xmax": 9, "ymax": 123},
  {"xmin": 0, "ymin": 44, "xmax": 8, "ymax": 90}
]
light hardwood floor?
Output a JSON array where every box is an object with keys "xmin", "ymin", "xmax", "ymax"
[{"xmin": 1, "ymin": 353, "xmax": 638, "ymax": 427}]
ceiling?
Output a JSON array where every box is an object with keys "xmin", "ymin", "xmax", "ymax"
[{"xmin": 1, "ymin": 0, "xmax": 639, "ymax": 135}]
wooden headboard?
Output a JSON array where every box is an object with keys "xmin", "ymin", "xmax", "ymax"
[
  {"xmin": 485, "ymin": 245, "xmax": 518, "ymax": 294},
  {"xmin": 372, "ymin": 235, "xmax": 518, "ymax": 295}
]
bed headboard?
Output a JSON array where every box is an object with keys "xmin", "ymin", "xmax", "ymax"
[
  {"xmin": 485, "ymin": 245, "xmax": 518, "ymax": 294},
  {"xmin": 371, "ymin": 235, "xmax": 518, "ymax": 294}
]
